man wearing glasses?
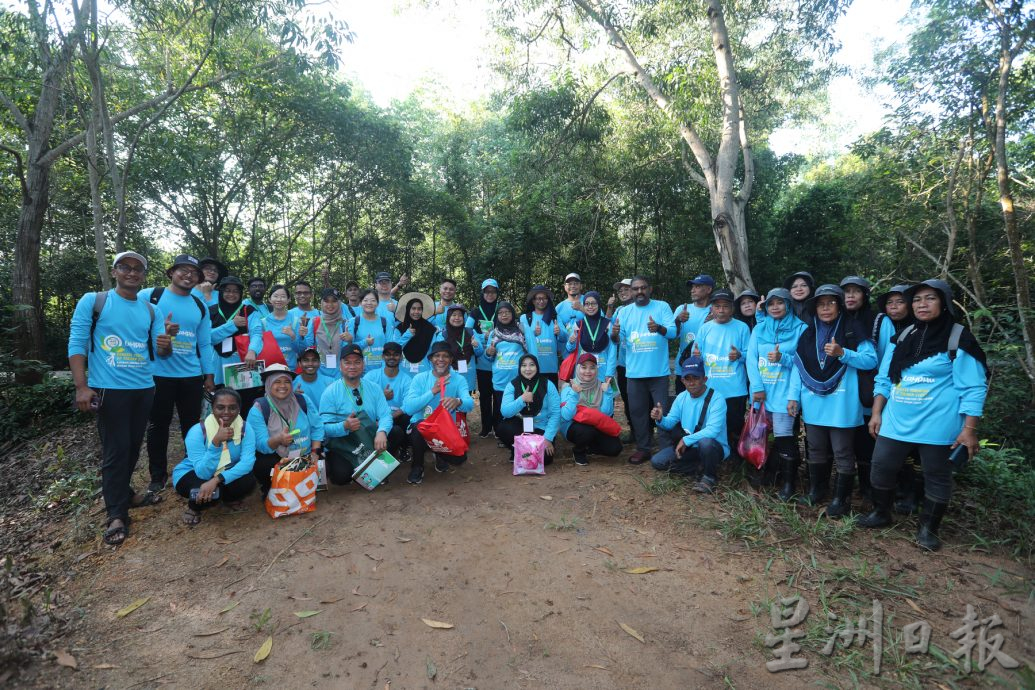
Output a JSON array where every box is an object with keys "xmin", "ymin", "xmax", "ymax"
[
  {"xmin": 140, "ymin": 254, "xmax": 215, "ymax": 495},
  {"xmin": 68, "ymin": 251, "xmax": 172, "ymax": 545}
]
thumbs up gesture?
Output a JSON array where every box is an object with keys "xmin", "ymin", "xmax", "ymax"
[
  {"xmin": 345, "ymin": 412, "xmax": 361, "ymax": 431},
  {"xmin": 676, "ymin": 304, "xmax": 689, "ymax": 323},
  {"xmin": 611, "ymin": 317, "xmax": 620, "ymax": 337},
  {"xmin": 486, "ymin": 338, "xmax": 497, "ymax": 357},
  {"xmin": 213, "ymin": 416, "xmax": 234, "ymax": 445},
  {"xmin": 534, "ymin": 321, "xmax": 542, "ymax": 336},
  {"xmin": 728, "ymin": 344, "xmax": 740, "ymax": 362},
  {"xmin": 164, "ymin": 312, "xmax": 180, "ymax": 337},
  {"xmin": 365, "ymin": 334, "xmax": 374, "ymax": 346},
  {"xmin": 520, "ymin": 388, "xmax": 534, "ymax": 403},
  {"xmin": 553, "ymin": 320, "xmax": 560, "ymax": 337},
  {"xmin": 767, "ymin": 343, "xmax": 781, "ymax": 363},
  {"xmin": 298, "ymin": 315, "xmax": 309, "ymax": 339},
  {"xmin": 340, "ymin": 329, "xmax": 352, "ymax": 342},
  {"xmin": 692, "ymin": 343, "xmax": 701, "ymax": 358},
  {"xmin": 823, "ymin": 336, "xmax": 844, "ymax": 358},
  {"xmin": 383, "ymin": 384, "xmax": 394, "ymax": 401},
  {"xmin": 647, "ymin": 315, "xmax": 659, "ymax": 333},
  {"xmin": 568, "ymin": 329, "xmax": 578, "ymax": 344},
  {"xmin": 650, "ymin": 402, "xmax": 663, "ymax": 421},
  {"xmin": 232, "ymin": 312, "xmax": 247, "ymax": 329},
  {"xmin": 281, "ymin": 325, "xmax": 295, "ymax": 338}
]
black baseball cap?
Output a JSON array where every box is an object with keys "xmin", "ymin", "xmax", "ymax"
[
  {"xmin": 339, "ymin": 344, "xmax": 364, "ymax": 360},
  {"xmin": 709, "ymin": 288, "xmax": 735, "ymax": 304}
]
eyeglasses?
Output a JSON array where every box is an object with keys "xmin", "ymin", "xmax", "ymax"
[
  {"xmin": 115, "ymin": 263, "xmax": 145, "ymax": 274},
  {"xmin": 351, "ymin": 387, "xmax": 363, "ymax": 407}
]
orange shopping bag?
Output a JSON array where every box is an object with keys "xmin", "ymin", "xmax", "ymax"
[
  {"xmin": 415, "ymin": 384, "xmax": 469, "ymax": 456},
  {"xmin": 265, "ymin": 463, "xmax": 318, "ymax": 518}
]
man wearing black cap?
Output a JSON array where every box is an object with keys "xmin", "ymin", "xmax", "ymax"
[
  {"xmin": 243, "ymin": 277, "xmax": 270, "ymax": 318},
  {"xmin": 674, "ymin": 275, "xmax": 715, "ymax": 356},
  {"xmin": 139, "ymin": 254, "xmax": 215, "ymax": 493},
  {"xmin": 692, "ymin": 288, "xmax": 750, "ymax": 457}
]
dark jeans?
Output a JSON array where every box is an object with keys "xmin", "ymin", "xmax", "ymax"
[
  {"xmin": 650, "ymin": 437, "xmax": 724, "ymax": 480},
  {"xmin": 409, "ymin": 430, "xmax": 467, "ymax": 468},
  {"xmin": 854, "ymin": 418, "xmax": 875, "ymax": 466},
  {"xmin": 724, "ymin": 395, "xmax": 748, "ymax": 457},
  {"xmin": 627, "ymin": 376, "xmax": 670, "ymax": 452},
  {"xmin": 387, "ymin": 413, "xmax": 411, "ymax": 456},
  {"xmin": 175, "ymin": 469, "xmax": 255, "ymax": 511},
  {"xmin": 477, "ymin": 369, "xmax": 495, "ymax": 432},
  {"xmin": 616, "ymin": 365, "xmax": 631, "ymax": 425},
  {"xmin": 96, "ymin": 387, "xmax": 155, "ymax": 522},
  {"xmin": 253, "ymin": 452, "xmax": 281, "ymax": 494},
  {"xmin": 805, "ymin": 423, "xmax": 857, "ymax": 475},
  {"xmin": 565, "ymin": 422, "xmax": 622, "ymax": 457},
  {"xmin": 324, "ymin": 443, "xmax": 358, "ymax": 485},
  {"xmin": 871, "ymin": 436, "xmax": 953, "ymax": 503},
  {"xmin": 147, "ymin": 375, "xmax": 204, "ymax": 483}
]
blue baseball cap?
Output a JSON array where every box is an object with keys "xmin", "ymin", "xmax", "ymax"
[
  {"xmin": 687, "ymin": 274, "xmax": 716, "ymax": 288},
  {"xmin": 481, "ymin": 278, "xmax": 499, "ymax": 290},
  {"xmin": 677, "ymin": 356, "xmax": 706, "ymax": 378}
]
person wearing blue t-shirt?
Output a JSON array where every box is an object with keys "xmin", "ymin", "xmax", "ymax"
[
  {"xmin": 191, "ymin": 257, "xmax": 226, "ymax": 308},
  {"xmin": 362, "ymin": 342, "xmax": 412, "ymax": 459},
  {"xmin": 243, "ymin": 277, "xmax": 271, "ymax": 318},
  {"xmin": 374, "ymin": 270, "xmax": 403, "ymax": 329},
  {"xmin": 520, "ymin": 286, "xmax": 568, "ymax": 382},
  {"xmin": 139, "ymin": 254, "xmax": 215, "ymax": 494},
  {"xmin": 69, "ymin": 250, "xmax": 170, "ymax": 545},
  {"xmin": 693, "ymin": 288, "xmax": 751, "ymax": 457},
  {"xmin": 859, "ymin": 280, "xmax": 988, "ymax": 552},
  {"xmin": 473, "ymin": 279, "xmax": 501, "ymax": 437},
  {"xmin": 562, "ymin": 292, "xmax": 616, "ymax": 384},
  {"xmin": 255, "ymin": 285, "xmax": 306, "ymax": 370},
  {"xmin": 484, "ymin": 302, "xmax": 528, "ymax": 443},
  {"xmin": 498, "ymin": 354, "xmax": 561, "ymax": 464},
  {"xmin": 555, "ymin": 272, "xmax": 586, "ymax": 329},
  {"xmin": 432, "ymin": 304, "xmax": 485, "ymax": 392},
  {"xmin": 788, "ymin": 285, "xmax": 878, "ymax": 517},
  {"xmin": 650, "ymin": 357, "xmax": 729, "ymax": 494},
  {"xmin": 432, "ymin": 278, "xmax": 470, "ymax": 331},
  {"xmin": 613, "ymin": 276, "xmax": 677, "ymax": 464},
  {"xmin": 394, "ymin": 292, "xmax": 437, "ymax": 376},
  {"xmin": 674, "ymin": 274, "xmax": 714, "ymax": 358},
  {"xmin": 402, "ymin": 342, "xmax": 475, "ymax": 484},
  {"xmin": 559, "ymin": 354, "xmax": 622, "ymax": 466},
  {"xmin": 608, "ymin": 279, "xmax": 634, "ymax": 428},
  {"xmin": 288, "ymin": 280, "xmax": 320, "ymax": 324},
  {"xmin": 295, "ymin": 347, "xmax": 336, "ymax": 410}
]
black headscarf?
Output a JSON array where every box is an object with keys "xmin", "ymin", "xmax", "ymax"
[
  {"xmin": 734, "ymin": 291, "xmax": 760, "ymax": 331},
  {"xmin": 474, "ymin": 289, "xmax": 499, "ymax": 335},
  {"xmin": 785, "ymin": 271, "xmax": 815, "ymax": 319},
  {"xmin": 511, "ymin": 354, "xmax": 548, "ymax": 417},
  {"xmin": 578, "ymin": 292, "xmax": 611, "ymax": 353},
  {"xmin": 876, "ymin": 285, "xmax": 914, "ymax": 338},
  {"xmin": 888, "ymin": 294, "xmax": 987, "ymax": 384},
  {"xmin": 492, "ymin": 302, "xmax": 526, "ymax": 346},
  {"xmin": 396, "ymin": 298, "xmax": 437, "ymax": 364},
  {"xmin": 210, "ymin": 277, "xmax": 250, "ymax": 358},
  {"xmin": 444, "ymin": 305, "xmax": 475, "ymax": 363},
  {"xmin": 524, "ymin": 285, "xmax": 557, "ymax": 326},
  {"xmin": 843, "ymin": 282, "xmax": 877, "ymax": 340},
  {"xmin": 793, "ymin": 294, "xmax": 860, "ymax": 391}
]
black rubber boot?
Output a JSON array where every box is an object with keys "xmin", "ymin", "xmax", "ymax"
[
  {"xmin": 856, "ymin": 461, "xmax": 872, "ymax": 501},
  {"xmin": 798, "ymin": 463, "xmax": 828, "ymax": 506},
  {"xmin": 777, "ymin": 452, "xmax": 798, "ymax": 501},
  {"xmin": 857, "ymin": 487, "xmax": 894, "ymax": 528},
  {"xmin": 894, "ymin": 462, "xmax": 919, "ymax": 514},
  {"xmin": 916, "ymin": 499, "xmax": 947, "ymax": 551},
  {"xmin": 825, "ymin": 473, "xmax": 854, "ymax": 519}
]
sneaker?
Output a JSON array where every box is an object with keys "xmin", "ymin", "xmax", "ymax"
[
  {"xmin": 397, "ymin": 447, "xmax": 411, "ymax": 463},
  {"xmin": 573, "ymin": 453, "xmax": 589, "ymax": 467},
  {"xmin": 479, "ymin": 427, "xmax": 492, "ymax": 439},
  {"xmin": 693, "ymin": 478, "xmax": 716, "ymax": 494},
  {"xmin": 407, "ymin": 466, "xmax": 424, "ymax": 485},
  {"xmin": 147, "ymin": 479, "xmax": 166, "ymax": 494},
  {"xmin": 627, "ymin": 451, "xmax": 648, "ymax": 465},
  {"xmin": 434, "ymin": 455, "xmax": 449, "ymax": 473}
]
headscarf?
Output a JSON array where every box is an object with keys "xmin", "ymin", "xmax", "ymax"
[
  {"xmin": 792, "ymin": 294, "xmax": 860, "ymax": 394},
  {"xmin": 491, "ymin": 302, "xmax": 526, "ymax": 347},
  {"xmin": 474, "ymin": 286, "xmax": 499, "ymax": 335},
  {"xmin": 876, "ymin": 284, "xmax": 914, "ymax": 338},
  {"xmin": 575, "ymin": 355, "xmax": 604, "ymax": 409},
  {"xmin": 511, "ymin": 354, "xmax": 548, "ymax": 417},
  {"xmin": 734, "ymin": 291, "xmax": 760, "ymax": 331},
  {"xmin": 210, "ymin": 277, "xmax": 249, "ymax": 358},
  {"xmin": 444, "ymin": 305, "xmax": 475, "ymax": 363},
  {"xmin": 524, "ymin": 285, "xmax": 557, "ymax": 326},
  {"xmin": 316, "ymin": 298, "xmax": 344, "ymax": 356},
  {"xmin": 888, "ymin": 288, "xmax": 987, "ymax": 384},
  {"xmin": 755, "ymin": 294, "xmax": 805, "ymax": 347},
  {"xmin": 784, "ymin": 271, "xmax": 815, "ymax": 319},
  {"xmin": 397, "ymin": 297, "xmax": 437, "ymax": 364},
  {"xmin": 263, "ymin": 373, "xmax": 300, "ymax": 458},
  {"xmin": 842, "ymin": 280, "xmax": 877, "ymax": 341},
  {"xmin": 578, "ymin": 291, "xmax": 611, "ymax": 353}
]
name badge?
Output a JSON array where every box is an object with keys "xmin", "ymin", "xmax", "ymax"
[
  {"xmin": 288, "ymin": 448, "xmax": 301, "ymax": 459},
  {"xmin": 522, "ymin": 417, "xmax": 534, "ymax": 433},
  {"xmin": 410, "ymin": 362, "xmax": 421, "ymax": 373},
  {"xmin": 221, "ymin": 337, "xmax": 233, "ymax": 354},
  {"xmin": 325, "ymin": 354, "xmax": 337, "ymax": 369},
  {"xmin": 457, "ymin": 359, "xmax": 469, "ymax": 373}
]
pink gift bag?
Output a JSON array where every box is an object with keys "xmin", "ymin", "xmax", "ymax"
[{"xmin": 513, "ymin": 433, "xmax": 546, "ymax": 476}]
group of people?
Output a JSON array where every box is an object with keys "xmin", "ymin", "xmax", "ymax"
[{"xmin": 69, "ymin": 252, "xmax": 987, "ymax": 553}]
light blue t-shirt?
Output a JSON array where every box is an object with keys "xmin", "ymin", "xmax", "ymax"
[
  {"xmin": 558, "ymin": 383, "xmax": 616, "ymax": 436},
  {"xmin": 246, "ymin": 393, "xmax": 325, "ymax": 456},
  {"xmin": 617, "ymin": 300, "xmax": 677, "ymax": 378},
  {"xmin": 67, "ymin": 291, "xmax": 166, "ymax": 390},
  {"xmin": 296, "ymin": 372, "xmax": 337, "ymax": 411},
  {"xmin": 363, "ymin": 367, "xmax": 412, "ymax": 412},
  {"xmin": 401, "ymin": 372, "xmax": 474, "ymax": 425},
  {"xmin": 488, "ymin": 339, "xmax": 528, "ymax": 391},
  {"xmin": 555, "ymin": 296, "xmax": 585, "ymax": 329},
  {"xmin": 346, "ymin": 314, "xmax": 395, "ymax": 372},
  {"xmin": 257, "ymin": 312, "xmax": 304, "ymax": 370},
  {"xmin": 656, "ymin": 387, "xmax": 730, "ymax": 458},
  {"xmin": 696, "ymin": 319, "xmax": 751, "ymax": 400},
  {"xmin": 520, "ymin": 313, "xmax": 568, "ymax": 375},
  {"xmin": 746, "ymin": 317, "xmax": 807, "ymax": 410},
  {"xmin": 319, "ymin": 379, "xmax": 393, "ymax": 439},
  {"xmin": 789, "ymin": 340, "xmax": 878, "ymax": 428},
  {"xmin": 139, "ymin": 287, "xmax": 214, "ymax": 378},
  {"xmin": 172, "ymin": 420, "xmax": 256, "ymax": 487},
  {"xmin": 500, "ymin": 378, "xmax": 561, "ymax": 441},
  {"xmin": 674, "ymin": 302, "xmax": 711, "ymax": 352}
]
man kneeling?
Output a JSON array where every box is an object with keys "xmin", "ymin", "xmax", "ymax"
[{"xmin": 649, "ymin": 356, "xmax": 729, "ymax": 494}]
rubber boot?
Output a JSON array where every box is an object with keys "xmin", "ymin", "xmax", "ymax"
[
  {"xmin": 856, "ymin": 461, "xmax": 872, "ymax": 502},
  {"xmin": 798, "ymin": 463, "xmax": 828, "ymax": 506},
  {"xmin": 777, "ymin": 452, "xmax": 798, "ymax": 501},
  {"xmin": 916, "ymin": 499, "xmax": 947, "ymax": 551},
  {"xmin": 857, "ymin": 487, "xmax": 894, "ymax": 528},
  {"xmin": 825, "ymin": 473, "xmax": 854, "ymax": 519},
  {"xmin": 894, "ymin": 462, "xmax": 918, "ymax": 515}
]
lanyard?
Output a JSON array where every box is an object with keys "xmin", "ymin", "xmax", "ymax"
[
  {"xmin": 218, "ymin": 302, "xmax": 244, "ymax": 324},
  {"xmin": 583, "ymin": 317, "xmax": 600, "ymax": 344},
  {"xmin": 321, "ymin": 317, "xmax": 338, "ymax": 344},
  {"xmin": 456, "ymin": 329, "xmax": 466, "ymax": 349},
  {"xmin": 478, "ymin": 304, "xmax": 497, "ymax": 322},
  {"xmin": 521, "ymin": 380, "xmax": 540, "ymax": 395},
  {"xmin": 343, "ymin": 382, "xmax": 364, "ymax": 414},
  {"xmin": 265, "ymin": 396, "xmax": 293, "ymax": 432},
  {"xmin": 816, "ymin": 316, "xmax": 841, "ymax": 368}
]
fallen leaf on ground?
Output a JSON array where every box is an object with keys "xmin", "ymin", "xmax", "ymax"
[
  {"xmin": 594, "ymin": 547, "xmax": 614, "ymax": 557},
  {"xmin": 115, "ymin": 597, "xmax": 150, "ymax": 618},
  {"xmin": 294, "ymin": 610, "xmax": 321, "ymax": 618},
  {"xmin": 218, "ymin": 601, "xmax": 240, "ymax": 615},
  {"xmin": 421, "ymin": 618, "xmax": 454, "ymax": 629},
  {"xmin": 214, "ymin": 556, "xmax": 229, "ymax": 567},
  {"xmin": 92, "ymin": 663, "xmax": 118, "ymax": 669},
  {"xmin": 54, "ymin": 650, "xmax": 77, "ymax": 669},
  {"xmin": 396, "ymin": 537, "xmax": 412, "ymax": 543},
  {"xmin": 618, "ymin": 622, "xmax": 645, "ymax": 643},
  {"xmin": 906, "ymin": 598, "xmax": 924, "ymax": 615},
  {"xmin": 539, "ymin": 495, "xmax": 553, "ymax": 501},
  {"xmin": 194, "ymin": 627, "xmax": 230, "ymax": 637},
  {"xmin": 351, "ymin": 603, "xmax": 367, "ymax": 612},
  {"xmin": 254, "ymin": 636, "xmax": 273, "ymax": 663},
  {"xmin": 623, "ymin": 567, "xmax": 659, "ymax": 574},
  {"xmin": 320, "ymin": 596, "xmax": 345, "ymax": 604},
  {"xmin": 585, "ymin": 664, "xmax": 609, "ymax": 670}
]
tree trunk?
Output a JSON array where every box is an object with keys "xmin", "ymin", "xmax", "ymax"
[
  {"xmin": 87, "ymin": 116, "xmax": 112, "ymax": 290},
  {"xmin": 12, "ymin": 155, "xmax": 49, "ymax": 379}
]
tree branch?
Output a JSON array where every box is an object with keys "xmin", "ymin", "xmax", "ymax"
[
  {"xmin": 0, "ymin": 91, "xmax": 32, "ymax": 137},
  {"xmin": 0, "ymin": 143, "xmax": 30, "ymax": 201}
]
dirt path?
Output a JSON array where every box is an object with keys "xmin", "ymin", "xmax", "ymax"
[{"xmin": 8, "ymin": 407, "xmax": 1035, "ymax": 689}]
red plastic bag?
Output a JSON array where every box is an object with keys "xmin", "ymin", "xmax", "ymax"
[
  {"xmin": 415, "ymin": 384, "xmax": 469, "ymax": 457},
  {"xmin": 557, "ymin": 322, "xmax": 583, "ymax": 382},
  {"xmin": 737, "ymin": 402, "xmax": 772, "ymax": 469},
  {"xmin": 234, "ymin": 330, "xmax": 287, "ymax": 367},
  {"xmin": 572, "ymin": 405, "xmax": 621, "ymax": 437}
]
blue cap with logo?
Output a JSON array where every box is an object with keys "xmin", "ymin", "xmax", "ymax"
[
  {"xmin": 677, "ymin": 356, "xmax": 706, "ymax": 378},
  {"xmin": 481, "ymin": 278, "xmax": 499, "ymax": 290},
  {"xmin": 687, "ymin": 274, "xmax": 716, "ymax": 288}
]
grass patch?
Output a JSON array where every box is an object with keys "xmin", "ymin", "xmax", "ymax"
[
  {"xmin": 544, "ymin": 514, "xmax": 580, "ymax": 531},
  {"xmin": 634, "ymin": 474, "xmax": 687, "ymax": 496},
  {"xmin": 954, "ymin": 444, "xmax": 1035, "ymax": 564}
]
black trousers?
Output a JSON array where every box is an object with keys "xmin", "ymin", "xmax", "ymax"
[
  {"xmin": 408, "ymin": 430, "xmax": 467, "ymax": 467},
  {"xmin": 724, "ymin": 395, "xmax": 748, "ymax": 457},
  {"xmin": 477, "ymin": 369, "xmax": 495, "ymax": 432},
  {"xmin": 387, "ymin": 414, "xmax": 411, "ymax": 456},
  {"xmin": 492, "ymin": 390, "xmax": 505, "ymax": 431},
  {"xmin": 147, "ymin": 375, "xmax": 204, "ymax": 483},
  {"xmin": 253, "ymin": 452, "xmax": 281, "ymax": 494},
  {"xmin": 871, "ymin": 437, "xmax": 953, "ymax": 503},
  {"xmin": 96, "ymin": 387, "xmax": 155, "ymax": 522},
  {"xmin": 616, "ymin": 365, "xmax": 631, "ymax": 425},
  {"xmin": 565, "ymin": 422, "xmax": 623, "ymax": 457},
  {"xmin": 175, "ymin": 469, "xmax": 255, "ymax": 511}
]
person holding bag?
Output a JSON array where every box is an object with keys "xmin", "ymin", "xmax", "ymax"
[
  {"xmin": 209, "ymin": 276, "xmax": 262, "ymax": 388},
  {"xmin": 497, "ymin": 355, "xmax": 561, "ymax": 464},
  {"xmin": 402, "ymin": 342, "xmax": 475, "ymax": 485},
  {"xmin": 174, "ymin": 388, "xmax": 257, "ymax": 526},
  {"xmin": 319, "ymin": 344, "xmax": 393, "ymax": 485},
  {"xmin": 560, "ymin": 354, "xmax": 621, "ymax": 466},
  {"xmin": 562, "ymin": 291, "xmax": 615, "ymax": 385},
  {"xmin": 248, "ymin": 364, "xmax": 324, "ymax": 495},
  {"xmin": 649, "ymin": 357, "xmax": 728, "ymax": 494},
  {"xmin": 788, "ymin": 285, "xmax": 878, "ymax": 517}
]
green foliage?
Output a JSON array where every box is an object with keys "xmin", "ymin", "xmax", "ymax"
[
  {"xmin": 955, "ymin": 444, "xmax": 1035, "ymax": 562},
  {"xmin": 0, "ymin": 373, "xmax": 79, "ymax": 447}
]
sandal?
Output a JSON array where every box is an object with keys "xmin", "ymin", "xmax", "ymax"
[
  {"xmin": 129, "ymin": 491, "xmax": 163, "ymax": 508},
  {"xmin": 103, "ymin": 518, "xmax": 128, "ymax": 546},
  {"xmin": 182, "ymin": 508, "xmax": 201, "ymax": 526}
]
